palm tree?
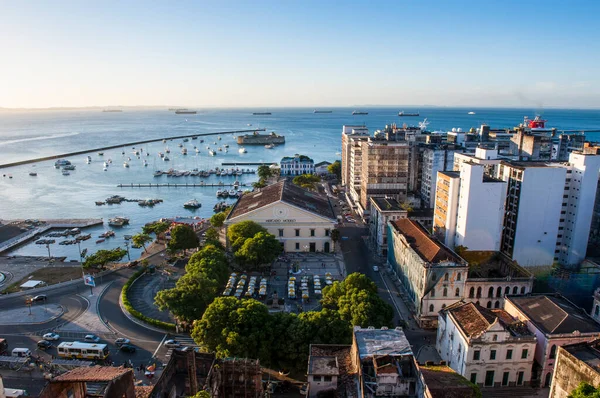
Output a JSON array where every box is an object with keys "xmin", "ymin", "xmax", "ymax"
[{"xmin": 132, "ymin": 233, "xmax": 153, "ymax": 253}]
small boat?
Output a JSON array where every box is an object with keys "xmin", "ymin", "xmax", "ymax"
[
  {"xmin": 195, "ymin": 148, "xmax": 200, "ymax": 153},
  {"xmin": 162, "ymin": 139, "xmax": 167, "ymax": 143},
  {"xmin": 216, "ymin": 189, "xmax": 223, "ymax": 197},
  {"xmin": 163, "ymin": 156, "xmax": 170, "ymax": 161},
  {"xmin": 123, "ymin": 161, "xmax": 130, "ymax": 168},
  {"xmin": 265, "ymin": 143, "xmax": 275, "ymax": 149},
  {"xmin": 223, "ymin": 144, "xmax": 229, "ymax": 148},
  {"xmin": 98, "ymin": 152, "xmax": 104, "ymax": 156},
  {"xmin": 62, "ymin": 170, "xmax": 70, "ymax": 176},
  {"xmin": 183, "ymin": 199, "xmax": 202, "ymax": 209},
  {"xmin": 63, "ymin": 164, "xmax": 76, "ymax": 170},
  {"xmin": 192, "ymin": 136, "xmax": 197, "ymax": 140},
  {"xmin": 103, "ymin": 161, "xmax": 109, "ymax": 167},
  {"xmin": 228, "ymin": 189, "xmax": 237, "ymax": 197},
  {"xmin": 209, "ymin": 150, "xmax": 216, "ymax": 156},
  {"xmin": 96, "ymin": 239, "xmax": 105, "ymax": 244},
  {"xmin": 154, "ymin": 170, "xmax": 163, "ymax": 177},
  {"xmin": 95, "ymin": 201, "xmax": 105, "ymax": 206},
  {"xmin": 218, "ymin": 137, "xmax": 222, "ymax": 141},
  {"xmin": 352, "ymin": 110, "xmax": 368, "ymax": 115},
  {"xmin": 124, "ymin": 234, "xmax": 132, "ymax": 240},
  {"xmin": 143, "ymin": 160, "xmax": 148, "ymax": 167},
  {"xmin": 103, "ymin": 167, "xmax": 108, "ymax": 171},
  {"xmin": 55, "ymin": 159, "xmax": 71, "ymax": 167},
  {"xmin": 183, "ymin": 138, "xmax": 189, "ymax": 142},
  {"xmin": 238, "ymin": 147, "xmax": 247, "ymax": 154},
  {"xmin": 29, "ymin": 172, "xmax": 37, "ymax": 176},
  {"xmin": 108, "ymin": 216, "xmax": 130, "ymax": 227},
  {"xmin": 468, "ymin": 111, "xmax": 476, "ymax": 115},
  {"xmin": 165, "ymin": 147, "xmax": 171, "ymax": 153},
  {"xmin": 86, "ymin": 156, "xmax": 92, "ymax": 164},
  {"xmin": 181, "ymin": 148, "xmax": 188, "ymax": 155}
]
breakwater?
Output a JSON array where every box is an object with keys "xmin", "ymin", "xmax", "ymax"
[
  {"xmin": 117, "ymin": 183, "xmax": 250, "ymax": 188},
  {"xmin": 0, "ymin": 128, "xmax": 266, "ymax": 169}
]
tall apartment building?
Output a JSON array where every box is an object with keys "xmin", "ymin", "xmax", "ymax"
[
  {"xmin": 420, "ymin": 144, "xmax": 461, "ymax": 208},
  {"xmin": 358, "ymin": 138, "xmax": 410, "ymax": 215},
  {"xmin": 341, "ymin": 125, "xmax": 369, "ymax": 205},
  {"xmin": 433, "ymin": 171, "xmax": 460, "ymax": 248},
  {"xmin": 341, "ymin": 125, "xmax": 369, "ymax": 186}
]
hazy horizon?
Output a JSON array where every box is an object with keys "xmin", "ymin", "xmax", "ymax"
[{"xmin": 1, "ymin": 1, "xmax": 599, "ymax": 109}]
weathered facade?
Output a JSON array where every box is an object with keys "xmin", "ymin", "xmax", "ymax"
[
  {"xmin": 549, "ymin": 340, "xmax": 600, "ymax": 398},
  {"xmin": 368, "ymin": 197, "xmax": 407, "ymax": 256}
]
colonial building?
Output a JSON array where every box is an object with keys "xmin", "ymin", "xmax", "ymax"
[
  {"xmin": 314, "ymin": 161, "xmax": 332, "ymax": 175},
  {"xmin": 280, "ymin": 154, "xmax": 315, "ymax": 176},
  {"xmin": 549, "ymin": 340, "xmax": 600, "ymax": 398},
  {"xmin": 368, "ymin": 197, "xmax": 407, "ymax": 256},
  {"xmin": 224, "ymin": 180, "xmax": 337, "ymax": 253},
  {"xmin": 437, "ymin": 301, "xmax": 536, "ymax": 388},
  {"xmin": 417, "ymin": 363, "xmax": 480, "ymax": 398},
  {"xmin": 387, "ymin": 218, "xmax": 468, "ymax": 328},
  {"xmin": 504, "ymin": 295, "xmax": 600, "ymax": 388}
]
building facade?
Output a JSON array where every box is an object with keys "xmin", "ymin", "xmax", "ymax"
[
  {"xmin": 433, "ymin": 171, "xmax": 460, "ymax": 248},
  {"xmin": 368, "ymin": 197, "xmax": 407, "ymax": 256},
  {"xmin": 437, "ymin": 301, "xmax": 536, "ymax": 388},
  {"xmin": 280, "ymin": 154, "xmax": 315, "ymax": 176},
  {"xmin": 224, "ymin": 180, "xmax": 337, "ymax": 253},
  {"xmin": 420, "ymin": 144, "xmax": 460, "ymax": 208},
  {"xmin": 341, "ymin": 125, "xmax": 369, "ymax": 192},
  {"xmin": 314, "ymin": 161, "xmax": 332, "ymax": 175},
  {"xmin": 549, "ymin": 340, "xmax": 600, "ymax": 398}
]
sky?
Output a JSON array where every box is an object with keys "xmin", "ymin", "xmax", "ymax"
[{"xmin": 0, "ymin": 0, "xmax": 599, "ymax": 109}]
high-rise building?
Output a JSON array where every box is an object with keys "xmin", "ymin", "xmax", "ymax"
[
  {"xmin": 341, "ymin": 125, "xmax": 369, "ymax": 205},
  {"xmin": 420, "ymin": 144, "xmax": 461, "ymax": 208}
]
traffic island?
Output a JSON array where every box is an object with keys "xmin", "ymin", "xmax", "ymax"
[{"xmin": 0, "ymin": 304, "xmax": 63, "ymax": 325}]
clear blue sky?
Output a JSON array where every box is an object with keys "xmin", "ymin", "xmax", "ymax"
[{"xmin": 1, "ymin": 0, "xmax": 599, "ymax": 108}]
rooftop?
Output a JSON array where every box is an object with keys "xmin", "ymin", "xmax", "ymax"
[
  {"xmin": 462, "ymin": 251, "xmax": 531, "ymax": 279},
  {"xmin": 227, "ymin": 180, "xmax": 336, "ymax": 221},
  {"xmin": 391, "ymin": 219, "xmax": 463, "ymax": 264},
  {"xmin": 419, "ymin": 365, "xmax": 480, "ymax": 398},
  {"xmin": 508, "ymin": 295, "xmax": 600, "ymax": 335},
  {"xmin": 562, "ymin": 340, "xmax": 600, "ymax": 373},
  {"xmin": 135, "ymin": 386, "xmax": 155, "ymax": 398},
  {"xmin": 353, "ymin": 327, "xmax": 412, "ymax": 359},
  {"xmin": 53, "ymin": 366, "xmax": 131, "ymax": 382},
  {"xmin": 315, "ymin": 161, "xmax": 332, "ymax": 167},
  {"xmin": 370, "ymin": 197, "xmax": 406, "ymax": 213},
  {"xmin": 308, "ymin": 356, "xmax": 339, "ymax": 375},
  {"xmin": 309, "ymin": 344, "xmax": 356, "ymax": 396},
  {"xmin": 502, "ymin": 160, "xmax": 555, "ymax": 169},
  {"xmin": 438, "ymin": 171, "xmax": 460, "ymax": 179}
]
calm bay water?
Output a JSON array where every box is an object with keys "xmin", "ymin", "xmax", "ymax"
[{"xmin": 0, "ymin": 107, "xmax": 599, "ymax": 260}]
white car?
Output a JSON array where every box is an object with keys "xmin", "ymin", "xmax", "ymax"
[
  {"xmin": 164, "ymin": 339, "xmax": 181, "ymax": 348},
  {"xmin": 84, "ymin": 334, "xmax": 100, "ymax": 343},
  {"xmin": 43, "ymin": 333, "xmax": 60, "ymax": 341},
  {"xmin": 373, "ymin": 265, "xmax": 379, "ymax": 272}
]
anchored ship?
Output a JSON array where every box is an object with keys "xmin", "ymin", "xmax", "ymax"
[
  {"xmin": 252, "ymin": 112, "xmax": 271, "ymax": 115},
  {"xmin": 175, "ymin": 109, "xmax": 197, "ymax": 114},
  {"xmin": 398, "ymin": 111, "xmax": 419, "ymax": 117},
  {"xmin": 352, "ymin": 110, "xmax": 368, "ymax": 115},
  {"xmin": 236, "ymin": 131, "xmax": 285, "ymax": 145}
]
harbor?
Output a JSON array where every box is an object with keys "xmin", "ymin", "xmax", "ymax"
[{"xmin": 116, "ymin": 182, "xmax": 249, "ymax": 188}]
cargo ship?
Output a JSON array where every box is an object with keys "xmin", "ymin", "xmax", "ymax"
[
  {"xmin": 102, "ymin": 109, "xmax": 122, "ymax": 112},
  {"xmin": 175, "ymin": 109, "xmax": 197, "ymax": 114},
  {"xmin": 236, "ymin": 131, "xmax": 285, "ymax": 145},
  {"xmin": 314, "ymin": 110, "xmax": 333, "ymax": 113},
  {"xmin": 398, "ymin": 111, "xmax": 419, "ymax": 117},
  {"xmin": 252, "ymin": 112, "xmax": 272, "ymax": 115},
  {"xmin": 352, "ymin": 110, "xmax": 368, "ymax": 115}
]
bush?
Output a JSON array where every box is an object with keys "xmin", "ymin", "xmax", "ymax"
[{"xmin": 121, "ymin": 268, "xmax": 177, "ymax": 331}]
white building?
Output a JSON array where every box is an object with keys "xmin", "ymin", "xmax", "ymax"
[
  {"xmin": 314, "ymin": 161, "xmax": 332, "ymax": 175},
  {"xmin": 368, "ymin": 197, "xmax": 407, "ymax": 256},
  {"xmin": 280, "ymin": 154, "xmax": 315, "ymax": 176},
  {"xmin": 224, "ymin": 180, "xmax": 337, "ymax": 253},
  {"xmin": 420, "ymin": 145, "xmax": 460, "ymax": 208},
  {"xmin": 433, "ymin": 171, "xmax": 460, "ymax": 248},
  {"xmin": 504, "ymin": 295, "xmax": 600, "ymax": 388},
  {"xmin": 341, "ymin": 125, "xmax": 369, "ymax": 204},
  {"xmin": 437, "ymin": 301, "xmax": 536, "ymax": 388}
]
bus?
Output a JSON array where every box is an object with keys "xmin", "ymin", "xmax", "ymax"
[{"xmin": 57, "ymin": 342, "xmax": 109, "ymax": 360}]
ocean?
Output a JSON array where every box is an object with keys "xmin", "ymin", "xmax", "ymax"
[{"xmin": 1, "ymin": 107, "xmax": 599, "ymax": 261}]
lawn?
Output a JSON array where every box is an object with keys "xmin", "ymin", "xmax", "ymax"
[{"xmin": 2, "ymin": 266, "xmax": 94, "ymax": 294}]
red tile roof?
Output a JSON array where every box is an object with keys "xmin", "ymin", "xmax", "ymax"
[
  {"xmin": 135, "ymin": 386, "xmax": 154, "ymax": 398},
  {"xmin": 53, "ymin": 366, "xmax": 131, "ymax": 382},
  {"xmin": 391, "ymin": 219, "xmax": 461, "ymax": 263}
]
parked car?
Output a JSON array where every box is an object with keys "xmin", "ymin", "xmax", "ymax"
[
  {"xmin": 164, "ymin": 339, "xmax": 181, "ymax": 348},
  {"xmin": 119, "ymin": 344, "xmax": 136, "ymax": 353},
  {"xmin": 43, "ymin": 333, "xmax": 60, "ymax": 341},
  {"xmin": 115, "ymin": 338, "xmax": 130, "ymax": 347},
  {"xmin": 37, "ymin": 340, "xmax": 52, "ymax": 350},
  {"xmin": 32, "ymin": 295, "xmax": 47, "ymax": 302},
  {"xmin": 84, "ymin": 334, "xmax": 100, "ymax": 343},
  {"xmin": 373, "ymin": 265, "xmax": 379, "ymax": 272}
]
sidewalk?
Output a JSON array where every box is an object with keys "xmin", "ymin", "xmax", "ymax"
[
  {"xmin": 0, "ymin": 304, "xmax": 63, "ymax": 325},
  {"xmin": 57, "ymin": 282, "xmax": 116, "ymax": 337},
  {"xmin": 378, "ymin": 268, "xmax": 420, "ymax": 331}
]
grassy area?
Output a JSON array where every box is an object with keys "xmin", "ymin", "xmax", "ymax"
[{"xmin": 2, "ymin": 266, "xmax": 90, "ymax": 294}]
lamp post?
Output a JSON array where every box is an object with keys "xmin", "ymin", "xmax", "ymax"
[
  {"xmin": 45, "ymin": 243, "xmax": 51, "ymax": 262},
  {"xmin": 124, "ymin": 240, "xmax": 131, "ymax": 261}
]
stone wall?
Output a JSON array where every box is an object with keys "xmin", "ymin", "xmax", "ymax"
[{"xmin": 550, "ymin": 346, "xmax": 600, "ymax": 398}]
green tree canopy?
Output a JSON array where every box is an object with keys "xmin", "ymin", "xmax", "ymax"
[
  {"xmin": 330, "ymin": 229, "xmax": 340, "ymax": 244},
  {"xmin": 83, "ymin": 248, "xmax": 127, "ymax": 269},
  {"xmin": 168, "ymin": 224, "xmax": 199, "ymax": 252},
  {"xmin": 292, "ymin": 174, "xmax": 321, "ymax": 190},
  {"xmin": 252, "ymin": 180, "xmax": 267, "ymax": 189},
  {"xmin": 155, "ymin": 273, "xmax": 220, "ymax": 323},
  {"xmin": 210, "ymin": 212, "xmax": 227, "ymax": 228},
  {"xmin": 569, "ymin": 382, "xmax": 600, "ymax": 398},
  {"xmin": 227, "ymin": 220, "xmax": 268, "ymax": 250},
  {"xmin": 321, "ymin": 273, "xmax": 393, "ymax": 328},
  {"xmin": 234, "ymin": 231, "xmax": 282, "ymax": 270},
  {"xmin": 186, "ymin": 244, "xmax": 229, "ymax": 285},
  {"xmin": 192, "ymin": 297, "xmax": 272, "ymax": 361},
  {"xmin": 257, "ymin": 165, "xmax": 273, "ymax": 180},
  {"xmin": 203, "ymin": 227, "xmax": 222, "ymax": 248},
  {"xmin": 327, "ymin": 160, "xmax": 341, "ymax": 179},
  {"xmin": 142, "ymin": 221, "xmax": 171, "ymax": 236},
  {"xmin": 132, "ymin": 233, "xmax": 152, "ymax": 252},
  {"xmin": 189, "ymin": 391, "xmax": 211, "ymax": 398}
]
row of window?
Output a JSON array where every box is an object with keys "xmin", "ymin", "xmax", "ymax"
[
  {"xmin": 278, "ymin": 229, "xmax": 330, "ymax": 237},
  {"xmin": 473, "ymin": 348, "xmax": 528, "ymax": 361},
  {"xmin": 470, "ymin": 370, "xmax": 525, "ymax": 387},
  {"xmin": 468, "ymin": 286, "xmax": 526, "ymax": 298},
  {"xmin": 312, "ymin": 375, "xmax": 333, "ymax": 382}
]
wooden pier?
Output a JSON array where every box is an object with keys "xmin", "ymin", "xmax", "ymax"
[{"xmin": 116, "ymin": 183, "xmax": 251, "ymax": 188}]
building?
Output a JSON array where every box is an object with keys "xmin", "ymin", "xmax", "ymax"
[
  {"xmin": 549, "ymin": 340, "xmax": 600, "ymax": 398},
  {"xmin": 224, "ymin": 180, "xmax": 337, "ymax": 252},
  {"xmin": 420, "ymin": 144, "xmax": 460, "ymax": 208},
  {"xmin": 341, "ymin": 125, "xmax": 369, "ymax": 198},
  {"xmin": 509, "ymin": 128, "xmax": 554, "ymax": 161},
  {"xmin": 352, "ymin": 327, "xmax": 419, "ymax": 397},
  {"xmin": 433, "ymin": 171, "xmax": 460, "ymax": 248},
  {"xmin": 280, "ymin": 154, "xmax": 315, "ymax": 176},
  {"xmin": 207, "ymin": 358, "xmax": 263, "ymax": 397},
  {"xmin": 39, "ymin": 366, "xmax": 139, "ymax": 398},
  {"xmin": 592, "ymin": 288, "xmax": 600, "ymax": 323},
  {"xmin": 437, "ymin": 301, "xmax": 536, "ymax": 388},
  {"xmin": 387, "ymin": 218, "xmax": 468, "ymax": 328},
  {"xmin": 504, "ymin": 295, "xmax": 600, "ymax": 387},
  {"xmin": 368, "ymin": 197, "xmax": 407, "ymax": 256},
  {"xmin": 307, "ymin": 344, "xmax": 356, "ymax": 397},
  {"xmin": 315, "ymin": 161, "xmax": 332, "ymax": 175},
  {"xmin": 417, "ymin": 363, "xmax": 480, "ymax": 398}
]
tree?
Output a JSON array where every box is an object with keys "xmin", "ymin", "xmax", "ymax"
[
  {"xmin": 83, "ymin": 248, "xmax": 127, "ymax": 269},
  {"xmin": 189, "ymin": 392, "xmax": 211, "ymax": 398},
  {"xmin": 210, "ymin": 212, "xmax": 226, "ymax": 228},
  {"xmin": 257, "ymin": 165, "xmax": 273, "ymax": 181},
  {"xmin": 252, "ymin": 180, "xmax": 267, "ymax": 189},
  {"xmin": 143, "ymin": 221, "xmax": 170, "ymax": 236},
  {"xmin": 330, "ymin": 229, "xmax": 340, "ymax": 249},
  {"xmin": 203, "ymin": 227, "xmax": 222, "ymax": 248},
  {"xmin": 321, "ymin": 273, "xmax": 393, "ymax": 328},
  {"xmin": 132, "ymin": 233, "xmax": 152, "ymax": 252},
  {"xmin": 327, "ymin": 160, "xmax": 341, "ymax": 180},
  {"xmin": 569, "ymin": 382, "xmax": 600, "ymax": 398},
  {"xmin": 186, "ymin": 244, "xmax": 229, "ymax": 285},
  {"xmin": 292, "ymin": 174, "xmax": 321, "ymax": 190},
  {"xmin": 168, "ymin": 224, "xmax": 199, "ymax": 253},
  {"xmin": 155, "ymin": 273, "xmax": 220, "ymax": 323},
  {"xmin": 234, "ymin": 232, "xmax": 282, "ymax": 270},
  {"xmin": 227, "ymin": 221, "xmax": 268, "ymax": 250},
  {"xmin": 192, "ymin": 297, "xmax": 272, "ymax": 361}
]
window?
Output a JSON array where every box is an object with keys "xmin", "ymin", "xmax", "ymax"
[
  {"xmin": 506, "ymin": 349, "xmax": 513, "ymax": 360},
  {"xmin": 595, "ymin": 306, "xmax": 599, "ymax": 316},
  {"xmin": 295, "ymin": 229, "xmax": 300, "ymax": 237},
  {"xmin": 549, "ymin": 344, "xmax": 557, "ymax": 359},
  {"xmin": 431, "ymin": 272, "xmax": 437, "ymax": 281},
  {"xmin": 443, "ymin": 287, "xmax": 448, "ymax": 297},
  {"xmin": 310, "ymin": 229, "xmax": 315, "ymax": 237},
  {"xmin": 431, "ymin": 288, "xmax": 435, "ymax": 297},
  {"xmin": 488, "ymin": 287, "xmax": 494, "ymax": 298},
  {"xmin": 278, "ymin": 229, "xmax": 284, "ymax": 237},
  {"xmin": 295, "ymin": 243, "xmax": 300, "ymax": 250},
  {"xmin": 485, "ymin": 371, "xmax": 495, "ymax": 387},
  {"xmin": 470, "ymin": 373, "xmax": 477, "ymax": 384},
  {"xmin": 455, "ymin": 288, "xmax": 460, "ymax": 297},
  {"xmin": 313, "ymin": 375, "xmax": 321, "ymax": 382},
  {"xmin": 517, "ymin": 371, "xmax": 524, "ymax": 386},
  {"xmin": 505, "ymin": 286, "xmax": 510, "ymax": 296},
  {"xmin": 325, "ymin": 229, "xmax": 330, "ymax": 237},
  {"xmin": 496, "ymin": 287, "xmax": 502, "ymax": 297},
  {"xmin": 495, "ymin": 300, "xmax": 500, "ymax": 308},
  {"xmin": 473, "ymin": 350, "xmax": 480, "ymax": 360},
  {"xmin": 520, "ymin": 286, "xmax": 526, "ymax": 294},
  {"xmin": 444, "ymin": 273, "xmax": 449, "ymax": 281},
  {"xmin": 493, "ymin": 334, "xmax": 498, "ymax": 341},
  {"xmin": 502, "ymin": 372, "xmax": 510, "ymax": 386},
  {"xmin": 477, "ymin": 287, "xmax": 482, "ymax": 298},
  {"xmin": 487, "ymin": 301, "xmax": 492, "ymax": 308},
  {"xmin": 513, "ymin": 286, "xmax": 518, "ymax": 295},
  {"xmin": 429, "ymin": 304, "xmax": 434, "ymax": 313},
  {"xmin": 469, "ymin": 287, "xmax": 475, "ymax": 298},
  {"xmin": 457, "ymin": 273, "xmax": 461, "ymax": 281},
  {"xmin": 490, "ymin": 350, "xmax": 496, "ymax": 360},
  {"xmin": 521, "ymin": 349, "xmax": 528, "ymax": 359},
  {"xmin": 324, "ymin": 376, "xmax": 332, "ymax": 382}
]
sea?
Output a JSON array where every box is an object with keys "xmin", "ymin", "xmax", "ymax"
[{"xmin": 1, "ymin": 107, "xmax": 599, "ymax": 262}]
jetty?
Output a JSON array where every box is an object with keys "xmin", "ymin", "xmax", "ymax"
[
  {"xmin": 117, "ymin": 183, "xmax": 250, "ymax": 188},
  {"xmin": 0, "ymin": 128, "xmax": 266, "ymax": 169}
]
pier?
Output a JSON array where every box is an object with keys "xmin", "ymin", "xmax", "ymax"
[
  {"xmin": 0, "ymin": 128, "xmax": 266, "ymax": 169},
  {"xmin": 117, "ymin": 183, "xmax": 251, "ymax": 188},
  {"xmin": 221, "ymin": 162, "xmax": 277, "ymax": 166}
]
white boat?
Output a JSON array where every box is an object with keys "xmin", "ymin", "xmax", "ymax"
[
  {"xmin": 265, "ymin": 143, "xmax": 275, "ymax": 149},
  {"xmin": 62, "ymin": 170, "xmax": 70, "ymax": 176},
  {"xmin": 228, "ymin": 189, "xmax": 237, "ymax": 197},
  {"xmin": 54, "ymin": 159, "xmax": 71, "ymax": 167},
  {"xmin": 143, "ymin": 160, "xmax": 148, "ymax": 167},
  {"xmin": 209, "ymin": 150, "xmax": 216, "ymax": 156},
  {"xmin": 216, "ymin": 189, "xmax": 223, "ymax": 197},
  {"xmin": 195, "ymin": 148, "xmax": 200, "ymax": 153},
  {"xmin": 165, "ymin": 147, "xmax": 171, "ymax": 153},
  {"xmin": 108, "ymin": 216, "xmax": 130, "ymax": 227},
  {"xmin": 86, "ymin": 156, "xmax": 92, "ymax": 164},
  {"xmin": 103, "ymin": 161, "xmax": 109, "ymax": 167},
  {"xmin": 468, "ymin": 111, "xmax": 476, "ymax": 115},
  {"xmin": 183, "ymin": 199, "xmax": 202, "ymax": 209},
  {"xmin": 227, "ymin": 169, "xmax": 233, "ymax": 176},
  {"xmin": 103, "ymin": 167, "xmax": 108, "ymax": 171},
  {"xmin": 238, "ymin": 147, "xmax": 247, "ymax": 154},
  {"xmin": 123, "ymin": 161, "xmax": 129, "ymax": 168},
  {"xmin": 181, "ymin": 148, "xmax": 188, "ymax": 155},
  {"xmin": 154, "ymin": 170, "xmax": 162, "ymax": 177}
]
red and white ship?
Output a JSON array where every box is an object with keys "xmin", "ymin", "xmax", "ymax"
[{"xmin": 523, "ymin": 115, "xmax": 553, "ymax": 132}]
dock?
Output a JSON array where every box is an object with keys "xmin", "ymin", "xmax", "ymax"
[
  {"xmin": 116, "ymin": 183, "xmax": 252, "ymax": 188},
  {"xmin": 0, "ymin": 128, "xmax": 266, "ymax": 169},
  {"xmin": 221, "ymin": 162, "xmax": 277, "ymax": 166}
]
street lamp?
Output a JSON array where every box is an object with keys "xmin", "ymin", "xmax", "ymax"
[
  {"xmin": 45, "ymin": 243, "xmax": 51, "ymax": 262},
  {"xmin": 124, "ymin": 240, "xmax": 131, "ymax": 261}
]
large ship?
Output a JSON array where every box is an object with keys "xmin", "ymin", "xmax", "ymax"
[
  {"xmin": 314, "ymin": 110, "xmax": 333, "ymax": 113},
  {"xmin": 175, "ymin": 109, "xmax": 197, "ymax": 114},
  {"xmin": 252, "ymin": 112, "xmax": 272, "ymax": 115},
  {"xmin": 352, "ymin": 110, "xmax": 368, "ymax": 115},
  {"xmin": 398, "ymin": 111, "xmax": 419, "ymax": 117},
  {"xmin": 236, "ymin": 131, "xmax": 285, "ymax": 145},
  {"xmin": 102, "ymin": 109, "xmax": 122, "ymax": 112}
]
